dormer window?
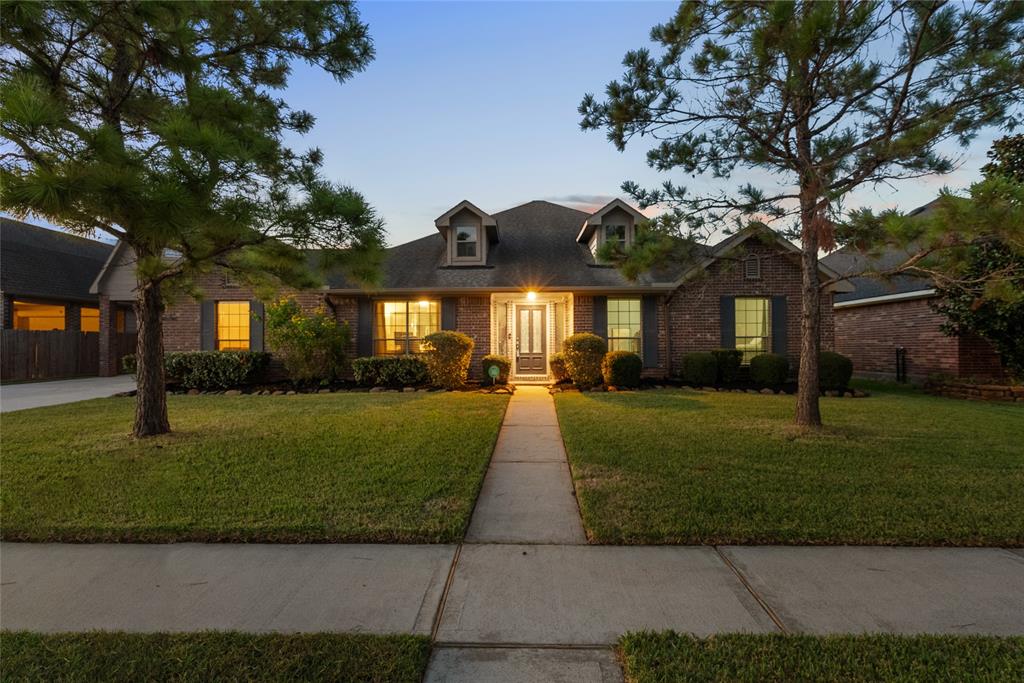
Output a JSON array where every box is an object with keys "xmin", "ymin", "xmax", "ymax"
[
  {"xmin": 455, "ymin": 225, "xmax": 479, "ymax": 259},
  {"xmin": 604, "ymin": 224, "xmax": 627, "ymax": 251}
]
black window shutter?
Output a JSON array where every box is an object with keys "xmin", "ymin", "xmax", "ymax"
[
  {"xmin": 201, "ymin": 301, "xmax": 216, "ymax": 350},
  {"xmin": 771, "ymin": 295, "xmax": 787, "ymax": 355},
  {"xmin": 719, "ymin": 296, "xmax": 735, "ymax": 348},
  {"xmin": 641, "ymin": 295, "xmax": 659, "ymax": 368},
  {"xmin": 592, "ymin": 296, "xmax": 608, "ymax": 339},
  {"xmin": 249, "ymin": 300, "xmax": 264, "ymax": 351},
  {"xmin": 441, "ymin": 297, "xmax": 457, "ymax": 330},
  {"xmin": 357, "ymin": 297, "xmax": 373, "ymax": 357}
]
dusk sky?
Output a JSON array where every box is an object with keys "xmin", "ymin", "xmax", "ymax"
[{"xmin": 8, "ymin": 1, "xmax": 1002, "ymax": 246}]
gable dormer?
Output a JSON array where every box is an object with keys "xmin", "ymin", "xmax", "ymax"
[
  {"xmin": 435, "ymin": 200, "xmax": 499, "ymax": 266},
  {"xmin": 576, "ymin": 199, "xmax": 646, "ymax": 257}
]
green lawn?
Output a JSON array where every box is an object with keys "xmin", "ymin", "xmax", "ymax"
[
  {"xmin": 555, "ymin": 386, "xmax": 1023, "ymax": 545},
  {"xmin": 1, "ymin": 392, "xmax": 507, "ymax": 543},
  {"xmin": 0, "ymin": 631, "xmax": 429, "ymax": 683},
  {"xmin": 618, "ymin": 632, "xmax": 1024, "ymax": 683}
]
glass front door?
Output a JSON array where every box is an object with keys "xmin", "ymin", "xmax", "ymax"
[{"xmin": 516, "ymin": 305, "xmax": 546, "ymax": 373}]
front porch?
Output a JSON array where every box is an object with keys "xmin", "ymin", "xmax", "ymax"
[{"xmin": 489, "ymin": 292, "xmax": 574, "ymax": 383}]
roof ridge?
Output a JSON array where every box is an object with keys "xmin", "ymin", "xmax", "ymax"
[{"xmin": 1, "ymin": 216, "xmax": 113, "ymax": 248}]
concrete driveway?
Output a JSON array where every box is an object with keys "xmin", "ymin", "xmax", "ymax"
[{"xmin": 0, "ymin": 375, "xmax": 136, "ymax": 413}]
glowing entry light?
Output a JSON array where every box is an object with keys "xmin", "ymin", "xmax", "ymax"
[
  {"xmin": 418, "ymin": 300, "xmax": 430, "ymax": 308},
  {"xmin": 526, "ymin": 290, "xmax": 537, "ymax": 301}
]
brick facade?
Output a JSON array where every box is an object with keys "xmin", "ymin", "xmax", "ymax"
[
  {"xmin": 834, "ymin": 296, "xmax": 1003, "ymax": 381},
  {"xmin": 455, "ymin": 296, "xmax": 491, "ymax": 379},
  {"xmin": 665, "ymin": 242, "xmax": 833, "ymax": 374}
]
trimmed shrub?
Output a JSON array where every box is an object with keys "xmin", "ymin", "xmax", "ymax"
[
  {"xmin": 264, "ymin": 297, "xmax": 349, "ymax": 385},
  {"xmin": 562, "ymin": 333, "xmax": 607, "ymax": 388},
  {"xmin": 680, "ymin": 352, "xmax": 718, "ymax": 386},
  {"xmin": 423, "ymin": 331, "xmax": 474, "ymax": 389},
  {"xmin": 549, "ymin": 352, "xmax": 569, "ymax": 383},
  {"xmin": 481, "ymin": 355, "xmax": 511, "ymax": 386},
  {"xmin": 711, "ymin": 348, "xmax": 743, "ymax": 384},
  {"xmin": 601, "ymin": 350, "xmax": 642, "ymax": 388},
  {"xmin": 749, "ymin": 353, "xmax": 790, "ymax": 387},
  {"xmin": 820, "ymin": 351, "xmax": 854, "ymax": 390},
  {"xmin": 351, "ymin": 356, "xmax": 428, "ymax": 387},
  {"xmin": 124, "ymin": 351, "xmax": 269, "ymax": 390}
]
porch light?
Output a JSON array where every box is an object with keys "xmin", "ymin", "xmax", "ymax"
[
  {"xmin": 526, "ymin": 290, "xmax": 537, "ymax": 301},
  {"xmin": 418, "ymin": 300, "xmax": 430, "ymax": 308}
]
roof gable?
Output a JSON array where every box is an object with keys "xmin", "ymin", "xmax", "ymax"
[
  {"xmin": 1, "ymin": 217, "xmax": 113, "ymax": 302},
  {"xmin": 576, "ymin": 198, "xmax": 647, "ymax": 243}
]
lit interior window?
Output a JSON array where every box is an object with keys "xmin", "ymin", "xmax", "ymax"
[
  {"xmin": 216, "ymin": 301, "xmax": 251, "ymax": 350},
  {"xmin": 607, "ymin": 297, "xmax": 641, "ymax": 354},
  {"xmin": 373, "ymin": 300, "xmax": 439, "ymax": 354},
  {"xmin": 735, "ymin": 297, "xmax": 771, "ymax": 363},
  {"xmin": 80, "ymin": 307, "xmax": 100, "ymax": 333},
  {"xmin": 12, "ymin": 301, "xmax": 65, "ymax": 330}
]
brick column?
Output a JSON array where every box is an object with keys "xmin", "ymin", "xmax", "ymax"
[
  {"xmin": 0, "ymin": 295, "xmax": 12, "ymax": 329},
  {"xmin": 98, "ymin": 295, "xmax": 119, "ymax": 376},
  {"xmin": 66, "ymin": 303, "xmax": 82, "ymax": 332}
]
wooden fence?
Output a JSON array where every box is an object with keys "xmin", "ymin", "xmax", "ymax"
[{"xmin": 1, "ymin": 330, "xmax": 133, "ymax": 382}]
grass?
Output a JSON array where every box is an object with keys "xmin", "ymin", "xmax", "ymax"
[
  {"xmin": 0, "ymin": 631, "xmax": 430, "ymax": 683},
  {"xmin": 555, "ymin": 387, "xmax": 1023, "ymax": 545},
  {"xmin": 1, "ymin": 392, "xmax": 507, "ymax": 543},
  {"xmin": 618, "ymin": 632, "xmax": 1024, "ymax": 683}
]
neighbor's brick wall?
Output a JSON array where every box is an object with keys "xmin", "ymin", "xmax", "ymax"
[
  {"xmin": 834, "ymin": 296, "xmax": 1003, "ymax": 381},
  {"xmin": 456, "ymin": 296, "xmax": 490, "ymax": 379},
  {"xmin": 665, "ymin": 242, "xmax": 832, "ymax": 374}
]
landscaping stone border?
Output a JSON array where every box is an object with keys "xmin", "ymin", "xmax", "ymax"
[{"xmin": 925, "ymin": 380, "xmax": 1024, "ymax": 402}]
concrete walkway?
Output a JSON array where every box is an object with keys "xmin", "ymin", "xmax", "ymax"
[
  {"xmin": 0, "ymin": 375, "xmax": 135, "ymax": 412},
  {"xmin": 2, "ymin": 384, "xmax": 1023, "ymax": 682},
  {"xmin": 465, "ymin": 385, "xmax": 586, "ymax": 544}
]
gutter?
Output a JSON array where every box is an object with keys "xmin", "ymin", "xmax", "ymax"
[{"xmin": 833, "ymin": 288, "xmax": 936, "ymax": 309}]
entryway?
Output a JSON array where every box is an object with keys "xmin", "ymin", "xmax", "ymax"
[{"xmin": 515, "ymin": 305, "xmax": 546, "ymax": 374}]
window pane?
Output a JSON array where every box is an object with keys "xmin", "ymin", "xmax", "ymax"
[
  {"xmin": 455, "ymin": 226, "xmax": 478, "ymax": 258},
  {"xmin": 607, "ymin": 297, "xmax": 641, "ymax": 358},
  {"xmin": 604, "ymin": 224, "xmax": 626, "ymax": 249},
  {"xmin": 734, "ymin": 297, "xmax": 770, "ymax": 364},
  {"xmin": 13, "ymin": 301, "xmax": 66, "ymax": 331},
  {"xmin": 80, "ymin": 307, "xmax": 100, "ymax": 333},
  {"xmin": 374, "ymin": 300, "xmax": 438, "ymax": 354},
  {"xmin": 216, "ymin": 301, "xmax": 250, "ymax": 350}
]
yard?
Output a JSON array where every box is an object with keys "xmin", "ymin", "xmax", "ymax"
[
  {"xmin": 619, "ymin": 632, "xmax": 1024, "ymax": 683},
  {"xmin": 1, "ymin": 392, "xmax": 508, "ymax": 543},
  {"xmin": 0, "ymin": 631, "xmax": 430, "ymax": 683},
  {"xmin": 555, "ymin": 384, "xmax": 1023, "ymax": 546}
]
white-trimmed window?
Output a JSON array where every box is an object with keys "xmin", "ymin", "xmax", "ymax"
[
  {"xmin": 454, "ymin": 225, "xmax": 479, "ymax": 258},
  {"xmin": 604, "ymin": 224, "xmax": 627, "ymax": 251},
  {"xmin": 607, "ymin": 297, "xmax": 641, "ymax": 354},
  {"xmin": 373, "ymin": 300, "xmax": 440, "ymax": 355},
  {"xmin": 735, "ymin": 297, "xmax": 770, "ymax": 364}
]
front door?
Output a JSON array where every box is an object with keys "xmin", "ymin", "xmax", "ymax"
[{"xmin": 516, "ymin": 305, "xmax": 546, "ymax": 374}]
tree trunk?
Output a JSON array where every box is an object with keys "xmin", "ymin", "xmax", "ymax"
[
  {"xmin": 795, "ymin": 192, "xmax": 823, "ymax": 428},
  {"xmin": 133, "ymin": 280, "xmax": 170, "ymax": 437}
]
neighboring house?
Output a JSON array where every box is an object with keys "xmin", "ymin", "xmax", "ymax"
[
  {"xmin": 823, "ymin": 202, "xmax": 1003, "ymax": 382},
  {"xmin": 1, "ymin": 217, "xmax": 115, "ymax": 333},
  {"xmin": 92, "ymin": 199, "xmax": 848, "ymax": 381}
]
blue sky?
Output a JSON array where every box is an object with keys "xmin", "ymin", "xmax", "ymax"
[{"xmin": 8, "ymin": 1, "xmax": 1001, "ymax": 246}]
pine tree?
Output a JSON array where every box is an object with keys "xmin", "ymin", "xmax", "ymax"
[
  {"xmin": 580, "ymin": 1, "xmax": 1023, "ymax": 427},
  {"xmin": 1, "ymin": 1, "xmax": 384, "ymax": 436}
]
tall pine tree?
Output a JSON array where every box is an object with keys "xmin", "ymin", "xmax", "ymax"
[
  {"xmin": 1, "ymin": 1, "xmax": 384, "ymax": 436},
  {"xmin": 580, "ymin": 1, "xmax": 1023, "ymax": 427}
]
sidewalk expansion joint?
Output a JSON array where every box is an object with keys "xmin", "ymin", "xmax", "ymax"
[
  {"xmin": 433, "ymin": 641, "xmax": 617, "ymax": 650},
  {"xmin": 713, "ymin": 546, "xmax": 789, "ymax": 634}
]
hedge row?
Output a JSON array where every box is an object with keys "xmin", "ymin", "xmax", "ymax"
[
  {"xmin": 679, "ymin": 350, "xmax": 853, "ymax": 389},
  {"xmin": 123, "ymin": 351, "xmax": 270, "ymax": 390}
]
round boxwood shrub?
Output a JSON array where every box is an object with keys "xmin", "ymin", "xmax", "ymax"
[
  {"xmin": 601, "ymin": 350, "xmax": 642, "ymax": 388},
  {"xmin": 711, "ymin": 348, "xmax": 743, "ymax": 384},
  {"xmin": 481, "ymin": 354, "xmax": 511, "ymax": 386},
  {"xmin": 562, "ymin": 333, "xmax": 607, "ymax": 388},
  {"xmin": 549, "ymin": 352, "xmax": 569, "ymax": 383},
  {"xmin": 423, "ymin": 331, "xmax": 474, "ymax": 389},
  {"xmin": 749, "ymin": 353, "xmax": 790, "ymax": 388},
  {"xmin": 680, "ymin": 352, "xmax": 717, "ymax": 386},
  {"xmin": 819, "ymin": 351, "xmax": 854, "ymax": 390}
]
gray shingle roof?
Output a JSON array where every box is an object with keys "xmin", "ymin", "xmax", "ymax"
[
  {"xmin": 1, "ymin": 218, "xmax": 113, "ymax": 303},
  {"xmin": 326, "ymin": 200, "xmax": 680, "ymax": 292},
  {"xmin": 822, "ymin": 200, "xmax": 940, "ymax": 303}
]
